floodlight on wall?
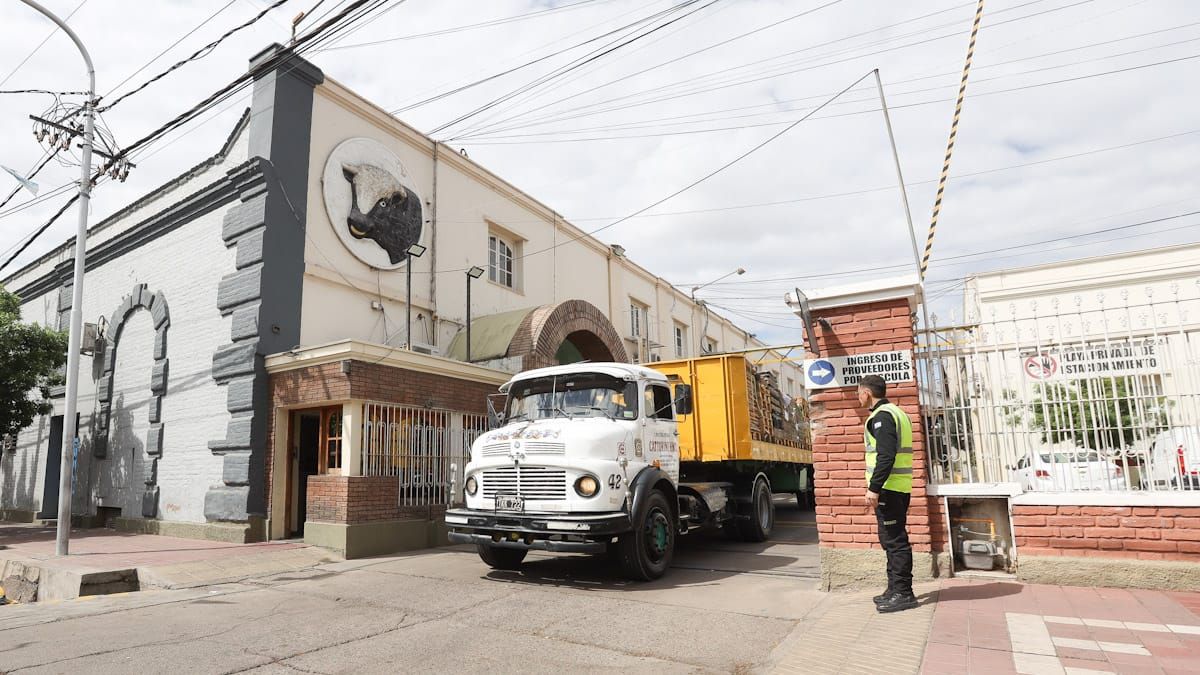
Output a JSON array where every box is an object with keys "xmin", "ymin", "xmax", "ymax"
[
  {"xmin": 610, "ymin": 244, "xmax": 626, "ymax": 258},
  {"xmin": 405, "ymin": 243, "xmax": 427, "ymax": 349},
  {"xmin": 465, "ymin": 265, "xmax": 485, "ymax": 362}
]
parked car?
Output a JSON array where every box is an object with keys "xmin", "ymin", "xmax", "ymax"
[
  {"xmin": 1141, "ymin": 426, "xmax": 1200, "ymax": 490},
  {"xmin": 1011, "ymin": 449, "xmax": 1125, "ymax": 491}
]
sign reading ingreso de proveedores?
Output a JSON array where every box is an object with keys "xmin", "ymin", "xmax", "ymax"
[{"xmin": 802, "ymin": 350, "xmax": 914, "ymax": 390}]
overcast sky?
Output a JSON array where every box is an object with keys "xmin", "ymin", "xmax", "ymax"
[{"xmin": 1, "ymin": 0, "xmax": 1197, "ymax": 344}]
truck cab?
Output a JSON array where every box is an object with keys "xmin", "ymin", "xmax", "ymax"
[{"xmin": 446, "ymin": 363, "xmax": 699, "ymax": 579}]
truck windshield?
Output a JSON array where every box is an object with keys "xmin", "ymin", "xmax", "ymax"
[{"xmin": 506, "ymin": 374, "xmax": 638, "ymax": 422}]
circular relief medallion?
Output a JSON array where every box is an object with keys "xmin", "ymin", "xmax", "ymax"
[{"xmin": 321, "ymin": 137, "xmax": 425, "ymax": 270}]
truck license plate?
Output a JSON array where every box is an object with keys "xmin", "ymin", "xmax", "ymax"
[{"xmin": 495, "ymin": 495, "xmax": 524, "ymax": 512}]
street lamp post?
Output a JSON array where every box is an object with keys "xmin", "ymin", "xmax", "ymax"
[
  {"xmin": 405, "ymin": 243, "xmax": 427, "ymax": 348},
  {"xmin": 18, "ymin": 0, "xmax": 97, "ymax": 556},
  {"xmin": 465, "ymin": 266, "xmax": 484, "ymax": 362},
  {"xmin": 691, "ymin": 267, "xmax": 745, "ymax": 300}
]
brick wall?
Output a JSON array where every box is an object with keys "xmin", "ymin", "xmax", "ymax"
[
  {"xmin": 267, "ymin": 359, "xmax": 498, "ymax": 518},
  {"xmin": 305, "ymin": 475, "xmax": 448, "ymax": 524},
  {"xmin": 1013, "ymin": 505, "xmax": 1200, "ymax": 562},
  {"xmin": 809, "ymin": 298, "xmax": 946, "ymax": 554}
]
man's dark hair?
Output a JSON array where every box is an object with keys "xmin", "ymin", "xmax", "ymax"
[{"xmin": 858, "ymin": 375, "xmax": 886, "ymax": 399}]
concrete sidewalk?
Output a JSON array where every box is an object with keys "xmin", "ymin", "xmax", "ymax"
[{"xmin": 1, "ymin": 524, "xmax": 336, "ymax": 601}]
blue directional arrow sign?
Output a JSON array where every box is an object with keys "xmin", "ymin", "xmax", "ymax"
[{"xmin": 807, "ymin": 359, "xmax": 836, "ymax": 386}]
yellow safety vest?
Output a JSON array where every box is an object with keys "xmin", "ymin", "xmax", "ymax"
[{"xmin": 864, "ymin": 402, "xmax": 914, "ymax": 493}]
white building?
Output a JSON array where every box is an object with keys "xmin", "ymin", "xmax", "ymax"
[{"xmin": 0, "ymin": 45, "xmax": 801, "ymax": 552}]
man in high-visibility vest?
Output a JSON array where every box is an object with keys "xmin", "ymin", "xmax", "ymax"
[{"xmin": 858, "ymin": 375, "xmax": 918, "ymax": 613}]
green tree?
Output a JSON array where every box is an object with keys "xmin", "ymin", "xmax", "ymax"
[
  {"xmin": 1007, "ymin": 379, "xmax": 1169, "ymax": 451},
  {"xmin": 0, "ymin": 285, "xmax": 68, "ymax": 439}
]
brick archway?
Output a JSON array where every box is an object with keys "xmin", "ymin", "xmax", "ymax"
[{"xmin": 508, "ymin": 299, "xmax": 628, "ymax": 370}]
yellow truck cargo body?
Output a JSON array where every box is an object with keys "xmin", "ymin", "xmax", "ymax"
[{"xmin": 649, "ymin": 355, "xmax": 812, "ymax": 465}]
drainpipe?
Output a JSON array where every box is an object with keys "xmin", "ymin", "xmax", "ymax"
[{"xmin": 429, "ymin": 142, "xmax": 439, "ymax": 346}]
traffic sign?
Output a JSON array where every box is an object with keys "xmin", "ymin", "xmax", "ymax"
[{"xmin": 802, "ymin": 350, "xmax": 914, "ymax": 390}]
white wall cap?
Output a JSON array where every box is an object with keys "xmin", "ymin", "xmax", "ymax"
[{"xmin": 785, "ymin": 273, "xmax": 923, "ymax": 313}]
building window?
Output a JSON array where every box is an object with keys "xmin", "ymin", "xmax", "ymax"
[
  {"xmin": 488, "ymin": 235, "xmax": 514, "ymax": 288},
  {"xmin": 322, "ymin": 407, "xmax": 344, "ymax": 474},
  {"xmin": 703, "ymin": 338, "xmax": 718, "ymax": 354},
  {"xmin": 630, "ymin": 301, "xmax": 647, "ymax": 338},
  {"xmin": 673, "ymin": 325, "xmax": 686, "ymax": 358}
]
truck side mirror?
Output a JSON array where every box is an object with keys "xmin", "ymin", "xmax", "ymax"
[
  {"xmin": 486, "ymin": 395, "xmax": 505, "ymax": 430},
  {"xmin": 674, "ymin": 383, "xmax": 693, "ymax": 416}
]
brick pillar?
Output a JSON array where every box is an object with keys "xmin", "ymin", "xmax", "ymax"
[{"xmin": 796, "ymin": 279, "xmax": 948, "ymax": 590}]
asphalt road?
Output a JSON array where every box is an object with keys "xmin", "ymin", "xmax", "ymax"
[{"xmin": 0, "ymin": 498, "xmax": 823, "ymax": 674}]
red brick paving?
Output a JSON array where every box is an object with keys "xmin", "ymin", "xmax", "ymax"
[
  {"xmin": 0, "ymin": 524, "xmax": 306, "ymax": 571},
  {"xmin": 920, "ymin": 578, "xmax": 1200, "ymax": 674}
]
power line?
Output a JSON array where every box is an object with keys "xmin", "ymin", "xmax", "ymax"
[
  {"xmin": 427, "ymin": 70, "xmax": 875, "ymax": 278},
  {"xmin": 0, "ymin": 150, "xmax": 61, "ymax": 212},
  {"xmin": 102, "ymin": 0, "xmax": 239, "ymax": 98},
  {"xmin": 389, "ymin": 2, "xmax": 698, "ymax": 116},
  {"xmin": 459, "ymin": 51, "xmax": 1200, "ymax": 144},
  {"xmin": 0, "ymin": 0, "xmax": 89, "ymax": 88},
  {"xmin": 450, "ymin": 0, "xmax": 849, "ymax": 139},
  {"xmin": 459, "ymin": 0, "xmax": 1075, "ymax": 139},
  {"xmin": 324, "ymin": 0, "xmax": 615, "ymax": 50},
  {"xmin": 96, "ymin": 0, "xmax": 291, "ymax": 113},
  {"xmin": 461, "ymin": 28, "xmax": 1200, "ymax": 141},
  {"xmin": 431, "ymin": 0, "xmax": 723, "ymax": 137}
]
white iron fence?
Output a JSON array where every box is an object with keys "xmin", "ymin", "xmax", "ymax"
[
  {"xmin": 360, "ymin": 402, "xmax": 488, "ymax": 506},
  {"xmin": 918, "ymin": 283, "xmax": 1200, "ymax": 492}
]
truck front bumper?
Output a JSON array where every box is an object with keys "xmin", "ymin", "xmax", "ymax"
[{"xmin": 444, "ymin": 508, "xmax": 632, "ymax": 554}]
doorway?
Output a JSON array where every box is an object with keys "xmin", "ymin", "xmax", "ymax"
[
  {"xmin": 37, "ymin": 416, "xmax": 64, "ymax": 520},
  {"xmin": 290, "ymin": 412, "xmax": 321, "ymax": 537}
]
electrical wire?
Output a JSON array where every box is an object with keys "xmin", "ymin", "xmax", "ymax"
[
  {"xmin": 459, "ymin": 51, "xmax": 1200, "ymax": 144},
  {"xmin": 96, "ymin": 0, "xmax": 291, "ymax": 113},
  {"xmin": 324, "ymin": 0, "xmax": 615, "ymax": 50},
  {"xmin": 102, "ymin": 0, "xmax": 240, "ymax": 98},
  {"xmin": 0, "ymin": 0, "xmax": 89, "ymax": 88},
  {"xmin": 431, "ymin": 0, "xmax": 723, "ymax": 136}
]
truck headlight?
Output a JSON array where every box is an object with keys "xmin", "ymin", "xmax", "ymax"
[
  {"xmin": 574, "ymin": 475, "xmax": 600, "ymax": 498},
  {"xmin": 465, "ymin": 475, "xmax": 478, "ymax": 496}
]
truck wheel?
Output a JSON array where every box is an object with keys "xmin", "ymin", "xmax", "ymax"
[
  {"xmin": 618, "ymin": 489, "xmax": 674, "ymax": 581},
  {"xmin": 476, "ymin": 544, "xmax": 527, "ymax": 570},
  {"xmin": 736, "ymin": 478, "xmax": 774, "ymax": 542}
]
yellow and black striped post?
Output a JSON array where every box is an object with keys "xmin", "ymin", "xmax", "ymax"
[{"xmin": 921, "ymin": 0, "xmax": 986, "ymax": 281}]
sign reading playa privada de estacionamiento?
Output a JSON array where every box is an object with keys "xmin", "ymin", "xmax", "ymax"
[
  {"xmin": 1021, "ymin": 339, "xmax": 1161, "ymax": 381},
  {"xmin": 802, "ymin": 350, "xmax": 914, "ymax": 390}
]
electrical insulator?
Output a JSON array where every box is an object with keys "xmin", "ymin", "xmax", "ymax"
[
  {"xmin": 50, "ymin": 132, "xmax": 60, "ymax": 146},
  {"xmin": 118, "ymin": 163, "xmax": 130, "ymax": 182}
]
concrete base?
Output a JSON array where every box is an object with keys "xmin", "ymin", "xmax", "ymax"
[
  {"xmin": 819, "ymin": 546, "xmax": 951, "ymax": 592},
  {"xmin": 111, "ymin": 516, "xmax": 266, "ymax": 543},
  {"xmin": 1, "ymin": 559, "xmax": 137, "ymax": 603},
  {"xmin": 304, "ymin": 519, "xmax": 449, "ymax": 559},
  {"xmin": 0, "ymin": 508, "xmax": 36, "ymax": 523},
  {"xmin": 1017, "ymin": 555, "xmax": 1200, "ymax": 591}
]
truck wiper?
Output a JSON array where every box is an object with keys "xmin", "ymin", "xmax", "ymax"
[
  {"xmin": 585, "ymin": 406, "xmax": 616, "ymax": 421},
  {"xmin": 538, "ymin": 406, "xmax": 570, "ymax": 419}
]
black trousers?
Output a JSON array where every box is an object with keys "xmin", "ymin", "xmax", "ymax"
[{"xmin": 875, "ymin": 489, "xmax": 913, "ymax": 594}]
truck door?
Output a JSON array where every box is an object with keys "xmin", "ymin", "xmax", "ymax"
[{"xmin": 643, "ymin": 382, "xmax": 680, "ymax": 483}]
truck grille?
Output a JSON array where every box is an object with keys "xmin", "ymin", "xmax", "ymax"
[
  {"xmin": 481, "ymin": 466, "xmax": 567, "ymax": 500},
  {"xmin": 479, "ymin": 441, "xmax": 566, "ymax": 457}
]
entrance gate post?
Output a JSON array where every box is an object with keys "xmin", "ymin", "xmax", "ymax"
[{"xmin": 790, "ymin": 275, "xmax": 948, "ymax": 591}]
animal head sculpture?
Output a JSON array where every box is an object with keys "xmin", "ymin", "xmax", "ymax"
[{"xmin": 341, "ymin": 163, "xmax": 423, "ymax": 265}]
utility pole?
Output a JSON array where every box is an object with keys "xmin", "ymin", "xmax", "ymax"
[{"xmin": 17, "ymin": 0, "xmax": 97, "ymax": 556}]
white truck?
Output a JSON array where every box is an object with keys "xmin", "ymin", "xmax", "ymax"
[{"xmin": 445, "ymin": 355, "xmax": 812, "ymax": 580}]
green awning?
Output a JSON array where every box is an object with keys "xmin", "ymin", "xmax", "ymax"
[{"xmin": 445, "ymin": 307, "xmax": 535, "ymax": 362}]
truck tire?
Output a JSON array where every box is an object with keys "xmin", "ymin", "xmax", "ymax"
[
  {"xmin": 617, "ymin": 489, "xmax": 674, "ymax": 581},
  {"xmin": 735, "ymin": 478, "xmax": 774, "ymax": 542},
  {"xmin": 476, "ymin": 544, "xmax": 527, "ymax": 570}
]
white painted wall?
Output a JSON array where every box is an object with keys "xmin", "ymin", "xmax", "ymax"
[
  {"xmin": 1, "ymin": 132, "xmax": 246, "ymax": 521},
  {"xmin": 301, "ymin": 80, "xmax": 802, "ymax": 390}
]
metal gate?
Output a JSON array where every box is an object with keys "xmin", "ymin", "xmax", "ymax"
[
  {"xmin": 360, "ymin": 402, "xmax": 488, "ymax": 506},
  {"xmin": 917, "ymin": 282, "xmax": 1200, "ymax": 492}
]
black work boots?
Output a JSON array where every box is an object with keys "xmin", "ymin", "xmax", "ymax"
[{"xmin": 875, "ymin": 590, "xmax": 919, "ymax": 613}]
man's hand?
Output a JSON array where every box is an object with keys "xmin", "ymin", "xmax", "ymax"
[{"xmin": 865, "ymin": 490, "xmax": 880, "ymax": 508}]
